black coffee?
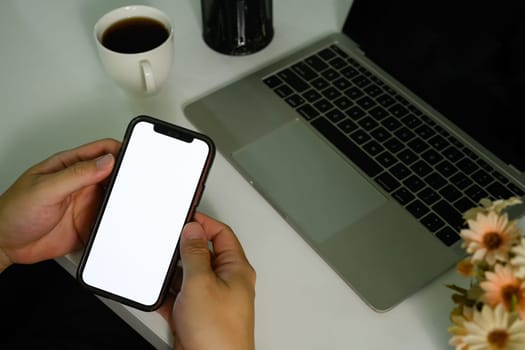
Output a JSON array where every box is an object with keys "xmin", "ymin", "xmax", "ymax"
[{"xmin": 101, "ymin": 17, "xmax": 169, "ymax": 54}]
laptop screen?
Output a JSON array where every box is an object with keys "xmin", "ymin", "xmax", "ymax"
[{"xmin": 344, "ymin": 1, "xmax": 525, "ymax": 172}]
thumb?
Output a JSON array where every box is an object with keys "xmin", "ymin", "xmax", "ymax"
[
  {"xmin": 37, "ymin": 153, "xmax": 115, "ymax": 200},
  {"xmin": 180, "ymin": 222, "xmax": 212, "ymax": 279}
]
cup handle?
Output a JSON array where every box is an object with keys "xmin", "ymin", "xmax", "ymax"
[{"xmin": 140, "ymin": 60, "xmax": 156, "ymax": 93}]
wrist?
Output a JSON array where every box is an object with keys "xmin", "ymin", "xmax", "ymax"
[{"xmin": 0, "ymin": 247, "xmax": 12, "ymax": 272}]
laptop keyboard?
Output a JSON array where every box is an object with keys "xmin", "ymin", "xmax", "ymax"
[{"xmin": 263, "ymin": 44, "xmax": 524, "ymax": 247}]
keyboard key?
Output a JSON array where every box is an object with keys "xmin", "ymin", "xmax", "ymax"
[
  {"xmin": 333, "ymin": 96, "xmax": 353, "ymax": 110},
  {"xmin": 297, "ymin": 104, "xmax": 319, "ymax": 120},
  {"xmin": 333, "ymin": 77, "xmax": 352, "ymax": 91},
  {"xmin": 338, "ymin": 118, "xmax": 358, "ymax": 133},
  {"xmin": 263, "ymin": 75, "xmax": 282, "ymax": 88},
  {"xmin": 377, "ymin": 94, "xmax": 396, "ymax": 107},
  {"xmin": 346, "ymin": 106, "xmax": 366, "ymax": 120},
  {"xmin": 303, "ymin": 89, "xmax": 322, "ymax": 103},
  {"xmin": 401, "ymin": 113, "xmax": 422, "ymax": 128},
  {"xmin": 392, "ymin": 187, "xmax": 415, "ymax": 205},
  {"xmin": 388, "ymin": 104, "xmax": 409, "ymax": 118},
  {"xmin": 443, "ymin": 146, "xmax": 464, "ymax": 163},
  {"xmin": 375, "ymin": 172, "xmax": 401, "ymax": 192},
  {"xmin": 486, "ymin": 181, "xmax": 514, "ymax": 200},
  {"xmin": 356, "ymin": 96, "xmax": 377, "ymax": 110},
  {"xmin": 394, "ymin": 127, "xmax": 416, "ymax": 142},
  {"xmin": 450, "ymin": 172, "xmax": 473, "ymax": 189},
  {"xmin": 369, "ymin": 106, "xmax": 389, "ymax": 120},
  {"xmin": 370, "ymin": 126, "xmax": 391, "ymax": 142},
  {"xmin": 311, "ymin": 117, "xmax": 382, "ymax": 177},
  {"xmin": 456, "ymin": 158, "xmax": 479, "ymax": 175},
  {"xmin": 311, "ymin": 77, "xmax": 330, "ymax": 90},
  {"xmin": 428, "ymin": 135, "xmax": 449, "ymax": 151},
  {"xmin": 321, "ymin": 86, "xmax": 342, "ymax": 100},
  {"xmin": 341, "ymin": 66, "xmax": 360, "ymax": 79},
  {"xmin": 277, "ymin": 69, "xmax": 309, "ymax": 92},
  {"xmin": 404, "ymin": 175, "xmax": 426, "ymax": 193},
  {"xmin": 436, "ymin": 226, "xmax": 461, "ymax": 246},
  {"xmin": 421, "ymin": 149, "xmax": 443, "ymax": 165},
  {"xmin": 328, "ymin": 56, "xmax": 348, "ymax": 70},
  {"xmin": 406, "ymin": 200, "xmax": 430, "ymax": 219},
  {"xmin": 435, "ymin": 160, "xmax": 458, "ymax": 178},
  {"xmin": 408, "ymin": 105, "xmax": 423, "ymax": 116},
  {"xmin": 414, "ymin": 124, "xmax": 435, "ymax": 139},
  {"xmin": 345, "ymin": 86, "xmax": 364, "ymax": 100},
  {"xmin": 407, "ymin": 137, "xmax": 429, "ymax": 153},
  {"xmin": 397, "ymin": 148, "xmax": 419, "ymax": 165},
  {"xmin": 454, "ymin": 197, "xmax": 476, "ymax": 213},
  {"xmin": 432, "ymin": 200, "xmax": 463, "ymax": 230},
  {"xmin": 491, "ymin": 170, "xmax": 509, "ymax": 184},
  {"xmin": 424, "ymin": 172, "xmax": 447, "ymax": 190},
  {"xmin": 384, "ymin": 137, "xmax": 404, "ymax": 153},
  {"xmin": 274, "ymin": 85, "xmax": 293, "ymax": 98},
  {"xmin": 305, "ymin": 54, "xmax": 329, "ymax": 71},
  {"xmin": 376, "ymin": 151, "xmax": 397, "ymax": 168},
  {"xmin": 349, "ymin": 129, "xmax": 371, "ymax": 145},
  {"xmin": 331, "ymin": 45, "xmax": 349, "ymax": 58},
  {"xmin": 418, "ymin": 187, "xmax": 440, "ymax": 205},
  {"xmin": 420, "ymin": 213, "xmax": 445, "ymax": 233},
  {"xmin": 326, "ymin": 109, "xmax": 346, "ymax": 123},
  {"xmin": 465, "ymin": 184, "xmax": 489, "ymax": 202},
  {"xmin": 351, "ymin": 75, "xmax": 371, "ymax": 88},
  {"xmin": 439, "ymin": 184, "xmax": 462, "ymax": 203},
  {"xmin": 285, "ymin": 94, "xmax": 305, "ymax": 108},
  {"xmin": 321, "ymin": 68, "xmax": 339, "ymax": 81},
  {"xmin": 411, "ymin": 160, "xmax": 432, "ymax": 177},
  {"xmin": 471, "ymin": 169, "xmax": 494, "ymax": 187},
  {"xmin": 381, "ymin": 116, "xmax": 402, "ymax": 131},
  {"xmin": 390, "ymin": 163, "xmax": 411, "ymax": 180},
  {"xmin": 363, "ymin": 140, "xmax": 385, "ymax": 156},
  {"xmin": 364, "ymin": 83, "xmax": 383, "ymax": 97},
  {"xmin": 313, "ymin": 99, "xmax": 334, "ymax": 113},
  {"xmin": 318, "ymin": 47, "xmax": 336, "ymax": 60},
  {"xmin": 357, "ymin": 116, "xmax": 378, "ymax": 131},
  {"xmin": 292, "ymin": 62, "xmax": 317, "ymax": 81},
  {"xmin": 508, "ymin": 182, "xmax": 525, "ymax": 197}
]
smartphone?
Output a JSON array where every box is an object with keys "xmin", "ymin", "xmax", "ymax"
[{"xmin": 77, "ymin": 115, "xmax": 215, "ymax": 311}]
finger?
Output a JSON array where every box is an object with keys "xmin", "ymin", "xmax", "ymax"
[
  {"xmin": 193, "ymin": 212, "xmax": 255, "ymax": 286},
  {"xmin": 33, "ymin": 138, "xmax": 121, "ymax": 174},
  {"xmin": 34, "ymin": 153, "xmax": 115, "ymax": 202},
  {"xmin": 193, "ymin": 212, "xmax": 248, "ymax": 261},
  {"xmin": 179, "ymin": 222, "xmax": 213, "ymax": 278}
]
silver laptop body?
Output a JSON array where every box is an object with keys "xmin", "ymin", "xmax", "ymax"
[{"xmin": 184, "ymin": 4, "xmax": 525, "ymax": 311}]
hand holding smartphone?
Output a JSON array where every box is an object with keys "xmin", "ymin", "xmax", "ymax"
[{"xmin": 77, "ymin": 116, "xmax": 215, "ymax": 311}]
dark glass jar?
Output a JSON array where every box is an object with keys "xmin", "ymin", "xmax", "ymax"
[{"xmin": 201, "ymin": 0, "xmax": 273, "ymax": 55}]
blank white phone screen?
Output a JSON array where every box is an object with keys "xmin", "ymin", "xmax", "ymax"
[{"xmin": 82, "ymin": 121, "xmax": 209, "ymax": 306}]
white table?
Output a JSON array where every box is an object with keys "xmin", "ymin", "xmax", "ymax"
[{"xmin": 0, "ymin": 1, "xmax": 464, "ymax": 348}]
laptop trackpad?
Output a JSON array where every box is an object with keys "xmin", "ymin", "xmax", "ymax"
[{"xmin": 232, "ymin": 120, "xmax": 387, "ymax": 243}]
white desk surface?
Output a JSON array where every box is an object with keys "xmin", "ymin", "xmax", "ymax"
[{"xmin": 0, "ymin": 1, "xmax": 464, "ymax": 349}]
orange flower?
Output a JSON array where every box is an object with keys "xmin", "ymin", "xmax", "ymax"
[
  {"xmin": 460, "ymin": 211, "xmax": 520, "ymax": 265},
  {"xmin": 457, "ymin": 258, "xmax": 475, "ymax": 277},
  {"xmin": 480, "ymin": 264, "xmax": 525, "ymax": 320}
]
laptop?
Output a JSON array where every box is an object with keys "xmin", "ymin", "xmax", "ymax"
[{"xmin": 184, "ymin": 0, "xmax": 525, "ymax": 311}]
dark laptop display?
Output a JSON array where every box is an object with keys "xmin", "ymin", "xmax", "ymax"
[{"xmin": 346, "ymin": 1, "xmax": 525, "ymax": 171}]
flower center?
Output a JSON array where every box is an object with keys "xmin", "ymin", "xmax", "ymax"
[
  {"xmin": 483, "ymin": 232, "xmax": 503, "ymax": 250},
  {"xmin": 501, "ymin": 284, "xmax": 521, "ymax": 308},
  {"xmin": 487, "ymin": 329, "xmax": 509, "ymax": 348}
]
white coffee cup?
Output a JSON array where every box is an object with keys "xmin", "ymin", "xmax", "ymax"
[{"xmin": 94, "ymin": 5, "xmax": 174, "ymax": 95}]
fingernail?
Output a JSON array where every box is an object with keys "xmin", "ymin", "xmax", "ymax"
[
  {"xmin": 95, "ymin": 154, "xmax": 114, "ymax": 170},
  {"xmin": 183, "ymin": 222, "xmax": 205, "ymax": 240}
]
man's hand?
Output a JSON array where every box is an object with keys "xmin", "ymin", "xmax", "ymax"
[{"xmin": 0, "ymin": 139, "xmax": 120, "ymax": 271}]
